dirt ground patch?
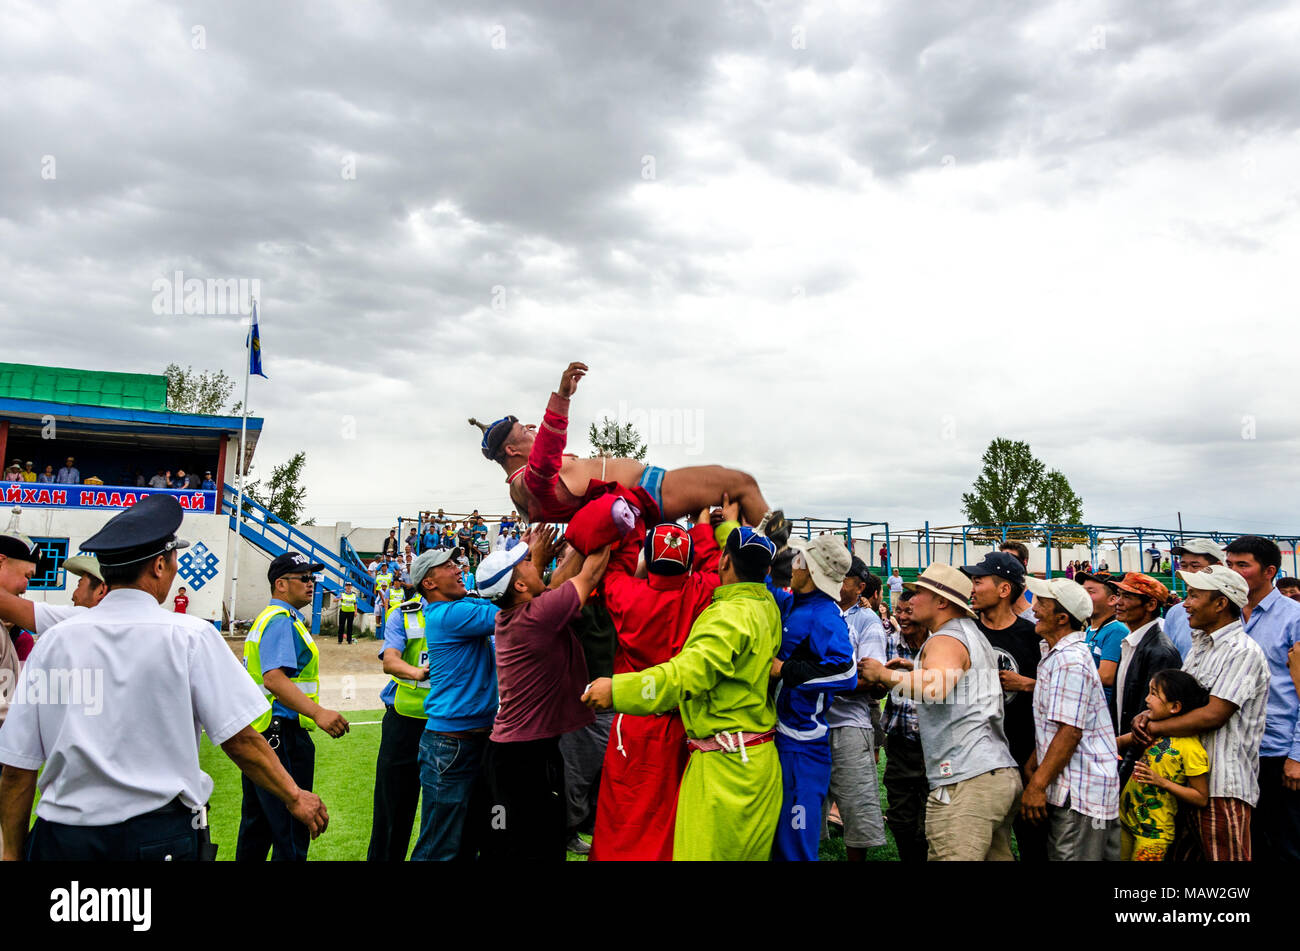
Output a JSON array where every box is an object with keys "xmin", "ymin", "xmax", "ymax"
[{"xmin": 223, "ymin": 628, "xmax": 386, "ymax": 676}]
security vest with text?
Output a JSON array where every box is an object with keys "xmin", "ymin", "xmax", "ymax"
[
  {"xmin": 389, "ymin": 599, "xmax": 429, "ymax": 719},
  {"xmin": 244, "ymin": 605, "xmax": 320, "ymax": 733}
]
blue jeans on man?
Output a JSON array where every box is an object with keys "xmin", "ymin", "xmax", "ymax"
[{"xmin": 411, "ymin": 730, "xmax": 489, "ymax": 860}]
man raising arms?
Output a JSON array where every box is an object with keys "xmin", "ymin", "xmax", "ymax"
[{"xmin": 471, "ymin": 361, "xmax": 788, "ymax": 543}]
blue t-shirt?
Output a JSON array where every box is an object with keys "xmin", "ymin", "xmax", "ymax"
[
  {"xmin": 1085, "ymin": 617, "xmax": 1128, "ymax": 707},
  {"xmin": 259, "ymin": 599, "xmax": 314, "ymax": 721},
  {"xmin": 1162, "ymin": 603, "xmax": 1193, "ymax": 660},
  {"xmin": 421, "ymin": 597, "xmax": 500, "ymax": 732}
]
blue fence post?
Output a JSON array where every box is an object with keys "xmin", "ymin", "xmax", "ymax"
[
  {"xmin": 846, "ymin": 518, "xmax": 853, "ymax": 555},
  {"xmin": 311, "ymin": 582, "xmax": 323, "ymax": 636},
  {"xmin": 924, "ymin": 521, "xmax": 931, "ymax": 569},
  {"xmin": 1045, "ymin": 528, "xmax": 1053, "ymax": 579}
]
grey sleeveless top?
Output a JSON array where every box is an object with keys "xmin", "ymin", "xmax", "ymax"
[{"xmin": 915, "ymin": 617, "xmax": 1018, "ymax": 788}]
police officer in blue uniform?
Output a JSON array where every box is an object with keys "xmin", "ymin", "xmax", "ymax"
[
  {"xmin": 0, "ymin": 495, "xmax": 328, "ymax": 860},
  {"xmin": 237, "ymin": 552, "xmax": 350, "ymax": 861}
]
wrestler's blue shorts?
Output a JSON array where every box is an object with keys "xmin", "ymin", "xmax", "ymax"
[{"xmin": 637, "ymin": 465, "xmax": 666, "ymax": 517}]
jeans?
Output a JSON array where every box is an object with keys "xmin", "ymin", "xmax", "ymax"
[{"xmin": 411, "ymin": 730, "xmax": 488, "ymax": 861}]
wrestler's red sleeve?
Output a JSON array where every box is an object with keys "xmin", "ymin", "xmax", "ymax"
[
  {"xmin": 523, "ymin": 392, "xmax": 570, "ymax": 520},
  {"xmin": 688, "ymin": 522, "xmax": 722, "ymax": 575}
]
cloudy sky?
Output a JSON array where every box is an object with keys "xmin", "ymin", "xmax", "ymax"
[{"xmin": 3, "ymin": 0, "xmax": 1299, "ymax": 539}]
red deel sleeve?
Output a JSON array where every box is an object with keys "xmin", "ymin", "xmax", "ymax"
[{"xmin": 522, "ymin": 392, "xmax": 571, "ymax": 520}]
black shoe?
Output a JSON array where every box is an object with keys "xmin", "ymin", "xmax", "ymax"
[
  {"xmin": 763, "ymin": 509, "xmax": 791, "ymax": 549},
  {"xmin": 769, "ymin": 548, "xmax": 796, "ymax": 588},
  {"xmin": 566, "ymin": 835, "xmax": 592, "ymax": 855}
]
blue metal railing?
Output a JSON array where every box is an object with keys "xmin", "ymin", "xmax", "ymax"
[{"xmin": 223, "ymin": 485, "xmax": 375, "ymax": 623}]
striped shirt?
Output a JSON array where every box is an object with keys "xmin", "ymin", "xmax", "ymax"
[
  {"xmin": 1033, "ymin": 632, "xmax": 1120, "ymax": 821},
  {"xmin": 883, "ymin": 630, "xmax": 925, "ymax": 740},
  {"xmin": 1182, "ymin": 619, "xmax": 1270, "ymax": 805}
]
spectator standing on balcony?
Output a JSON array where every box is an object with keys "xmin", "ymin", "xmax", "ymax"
[
  {"xmin": 55, "ymin": 457, "xmax": 80, "ymax": 484},
  {"xmin": 202, "ymin": 471, "xmax": 218, "ymax": 491},
  {"xmin": 38, "ymin": 465, "xmax": 55, "ymax": 484},
  {"xmin": 3, "ymin": 464, "xmax": 20, "ymax": 481},
  {"xmin": 148, "ymin": 469, "xmax": 169, "ymax": 489},
  {"xmin": 19, "ymin": 462, "xmax": 36, "ymax": 483}
]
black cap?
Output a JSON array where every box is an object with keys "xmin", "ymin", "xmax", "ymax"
[
  {"xmin": 268, "ymin": 552, "xmax": 325, "ymax": 584},
  {"xmin": 81, "ymin": 494, "xmax": 190, "ymax": 567},
  {"xmin": 960, "ymin": 551, "xmax": 1025, "ymax": 585},
  {"xmin": 846, "ymin": 556, "xmax": 872, "ymax": 583},
  {"xmin": 0, "ymin": 532, "xmax": 58, "ymax": 576},
  {"xmin": 0, "ymin": 533, "xmax": 40, "ymax": 561},
  {"xmin": 724, "ymin": 526, "xmax": 777, "ymax": 579},
  {"xmin": 1077, "ymin": 570, "xmax": 1123, "ymax": 591}
]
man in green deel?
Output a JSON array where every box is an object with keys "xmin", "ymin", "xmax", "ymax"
[{"xmin": 582, "ymin": 524, "xmax": 782, "ymax": 860}]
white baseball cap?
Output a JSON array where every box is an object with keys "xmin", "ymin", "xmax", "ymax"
[
  {"xmin": 787, "ymin": 534, "xmax": 852, "ymax": 600},
  {"xmin": 1177, "ymin": 565, "xmax": 1248, "ymax": 608},
  {"xmin": 1171, "ymin": 538, "xmax": 1226, "ymax": 563},
  {"xmin": 1024, "ymin": 576, "xmax": 1092, "ymax": 624},
  {"xmin": 477, "ymin": 545, "xmax": 531, "ymax": 601}
]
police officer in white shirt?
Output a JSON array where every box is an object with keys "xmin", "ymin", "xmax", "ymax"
[{"xmin": 0, "ymin": 495, "xmax": 329, "ymax": 860}]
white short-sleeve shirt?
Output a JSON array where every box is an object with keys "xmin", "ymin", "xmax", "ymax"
[
  {"xmin": 0, "ymin": 588, "xmax": 270, "ymax": 825},
  {"xmin": 33, "ymin": 602, "xmax": 84, "ymax": 635}
]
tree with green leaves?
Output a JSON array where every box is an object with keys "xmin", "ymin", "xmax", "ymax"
[
  {"xmin": 1034, "ymin": 469, "xmax": 1086, "ymax": 567},
  {"xmin": 587, "ymin": 416, "xmax": 647, "ymax": 461},
  {"xmin": 246, "ymin": 451, "xmax": 313, "ymax": 525},
  {"xmin": 962, "ymin": 439, "xmax": 1085, "ymax": 556},
  {"xmin": 960, "ymin": 438, "xmax": 1045, "ymax": 534},
  {"xmin": 164, "ymin": 364, "xmax": 242, "ymax": 415}
]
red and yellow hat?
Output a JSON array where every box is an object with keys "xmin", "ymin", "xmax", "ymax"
[{"xmin": 646, "ymin": 523, "xmax": 692, "ymax": 577}]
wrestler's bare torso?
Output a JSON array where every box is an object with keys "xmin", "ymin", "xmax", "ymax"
[{"xmin": 508, "ymin": 454, "xmax": 647, "ymax": 520}]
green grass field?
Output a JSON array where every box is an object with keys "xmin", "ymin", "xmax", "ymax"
[{"xmin": 198, "ymin": 713, "xmax": 906, "ymax": 861}]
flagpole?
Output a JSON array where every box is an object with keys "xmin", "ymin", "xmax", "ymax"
[{"xmin": 228, "ymin": 298, "xmax": 255, "ymax": 630}]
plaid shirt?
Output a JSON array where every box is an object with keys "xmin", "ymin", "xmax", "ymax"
[
  {"xmin": 1182, "ymin": 619, "xmax": 1270, "ymax": 805},
  {"xmin": 883, "ymin": 629, "xmax": 924, "ymax": 741},
  {"xmin": 1033, "ymin": 632, "xmax": 1120, "ymax": 820}
]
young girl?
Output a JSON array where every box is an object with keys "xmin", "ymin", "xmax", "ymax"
[{"xmin": 1116, "ymin": 669, "xmax": 1210, "ymax": 861}]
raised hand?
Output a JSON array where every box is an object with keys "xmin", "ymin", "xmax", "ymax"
[{"xmin": 558, "ymin": 361, "xmax": 588, "ymax": 399}]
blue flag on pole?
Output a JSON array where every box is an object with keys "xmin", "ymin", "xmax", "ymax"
[{"xmin": 248, "ymin": 301, "xmax": 267, "ymax": 379}]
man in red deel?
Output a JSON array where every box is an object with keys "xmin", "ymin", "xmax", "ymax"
[{"xmin": 588, "ymin": 502, "xmax": 730, "ymax": 861}]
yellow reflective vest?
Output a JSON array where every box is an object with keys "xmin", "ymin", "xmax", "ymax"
[
  {"xmin": 244, "ymin": 605, "xmax": 320, "ymax": 733},
  {"xmin": 387, "ymin": 599, "xmax": 429, "ymax": 719}
]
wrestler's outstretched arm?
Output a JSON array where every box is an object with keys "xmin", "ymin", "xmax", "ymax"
[{"xmin": 521, "ymin": 361, "xmax": 587, "ymax": 519}]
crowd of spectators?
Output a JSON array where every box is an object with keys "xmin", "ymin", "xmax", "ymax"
[{"xmin": 3, "ymin": 455, "xmax": 219, "ymax": 490}]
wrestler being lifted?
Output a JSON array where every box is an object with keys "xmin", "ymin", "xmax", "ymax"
[{"xmin": 470, "ymin": 361, "xmax": 790, "ymax": 547}]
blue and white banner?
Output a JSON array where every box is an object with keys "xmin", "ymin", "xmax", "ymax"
[{"xmin": 0, "ymin": 482, "xmax": 218, "ymax": 513}]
